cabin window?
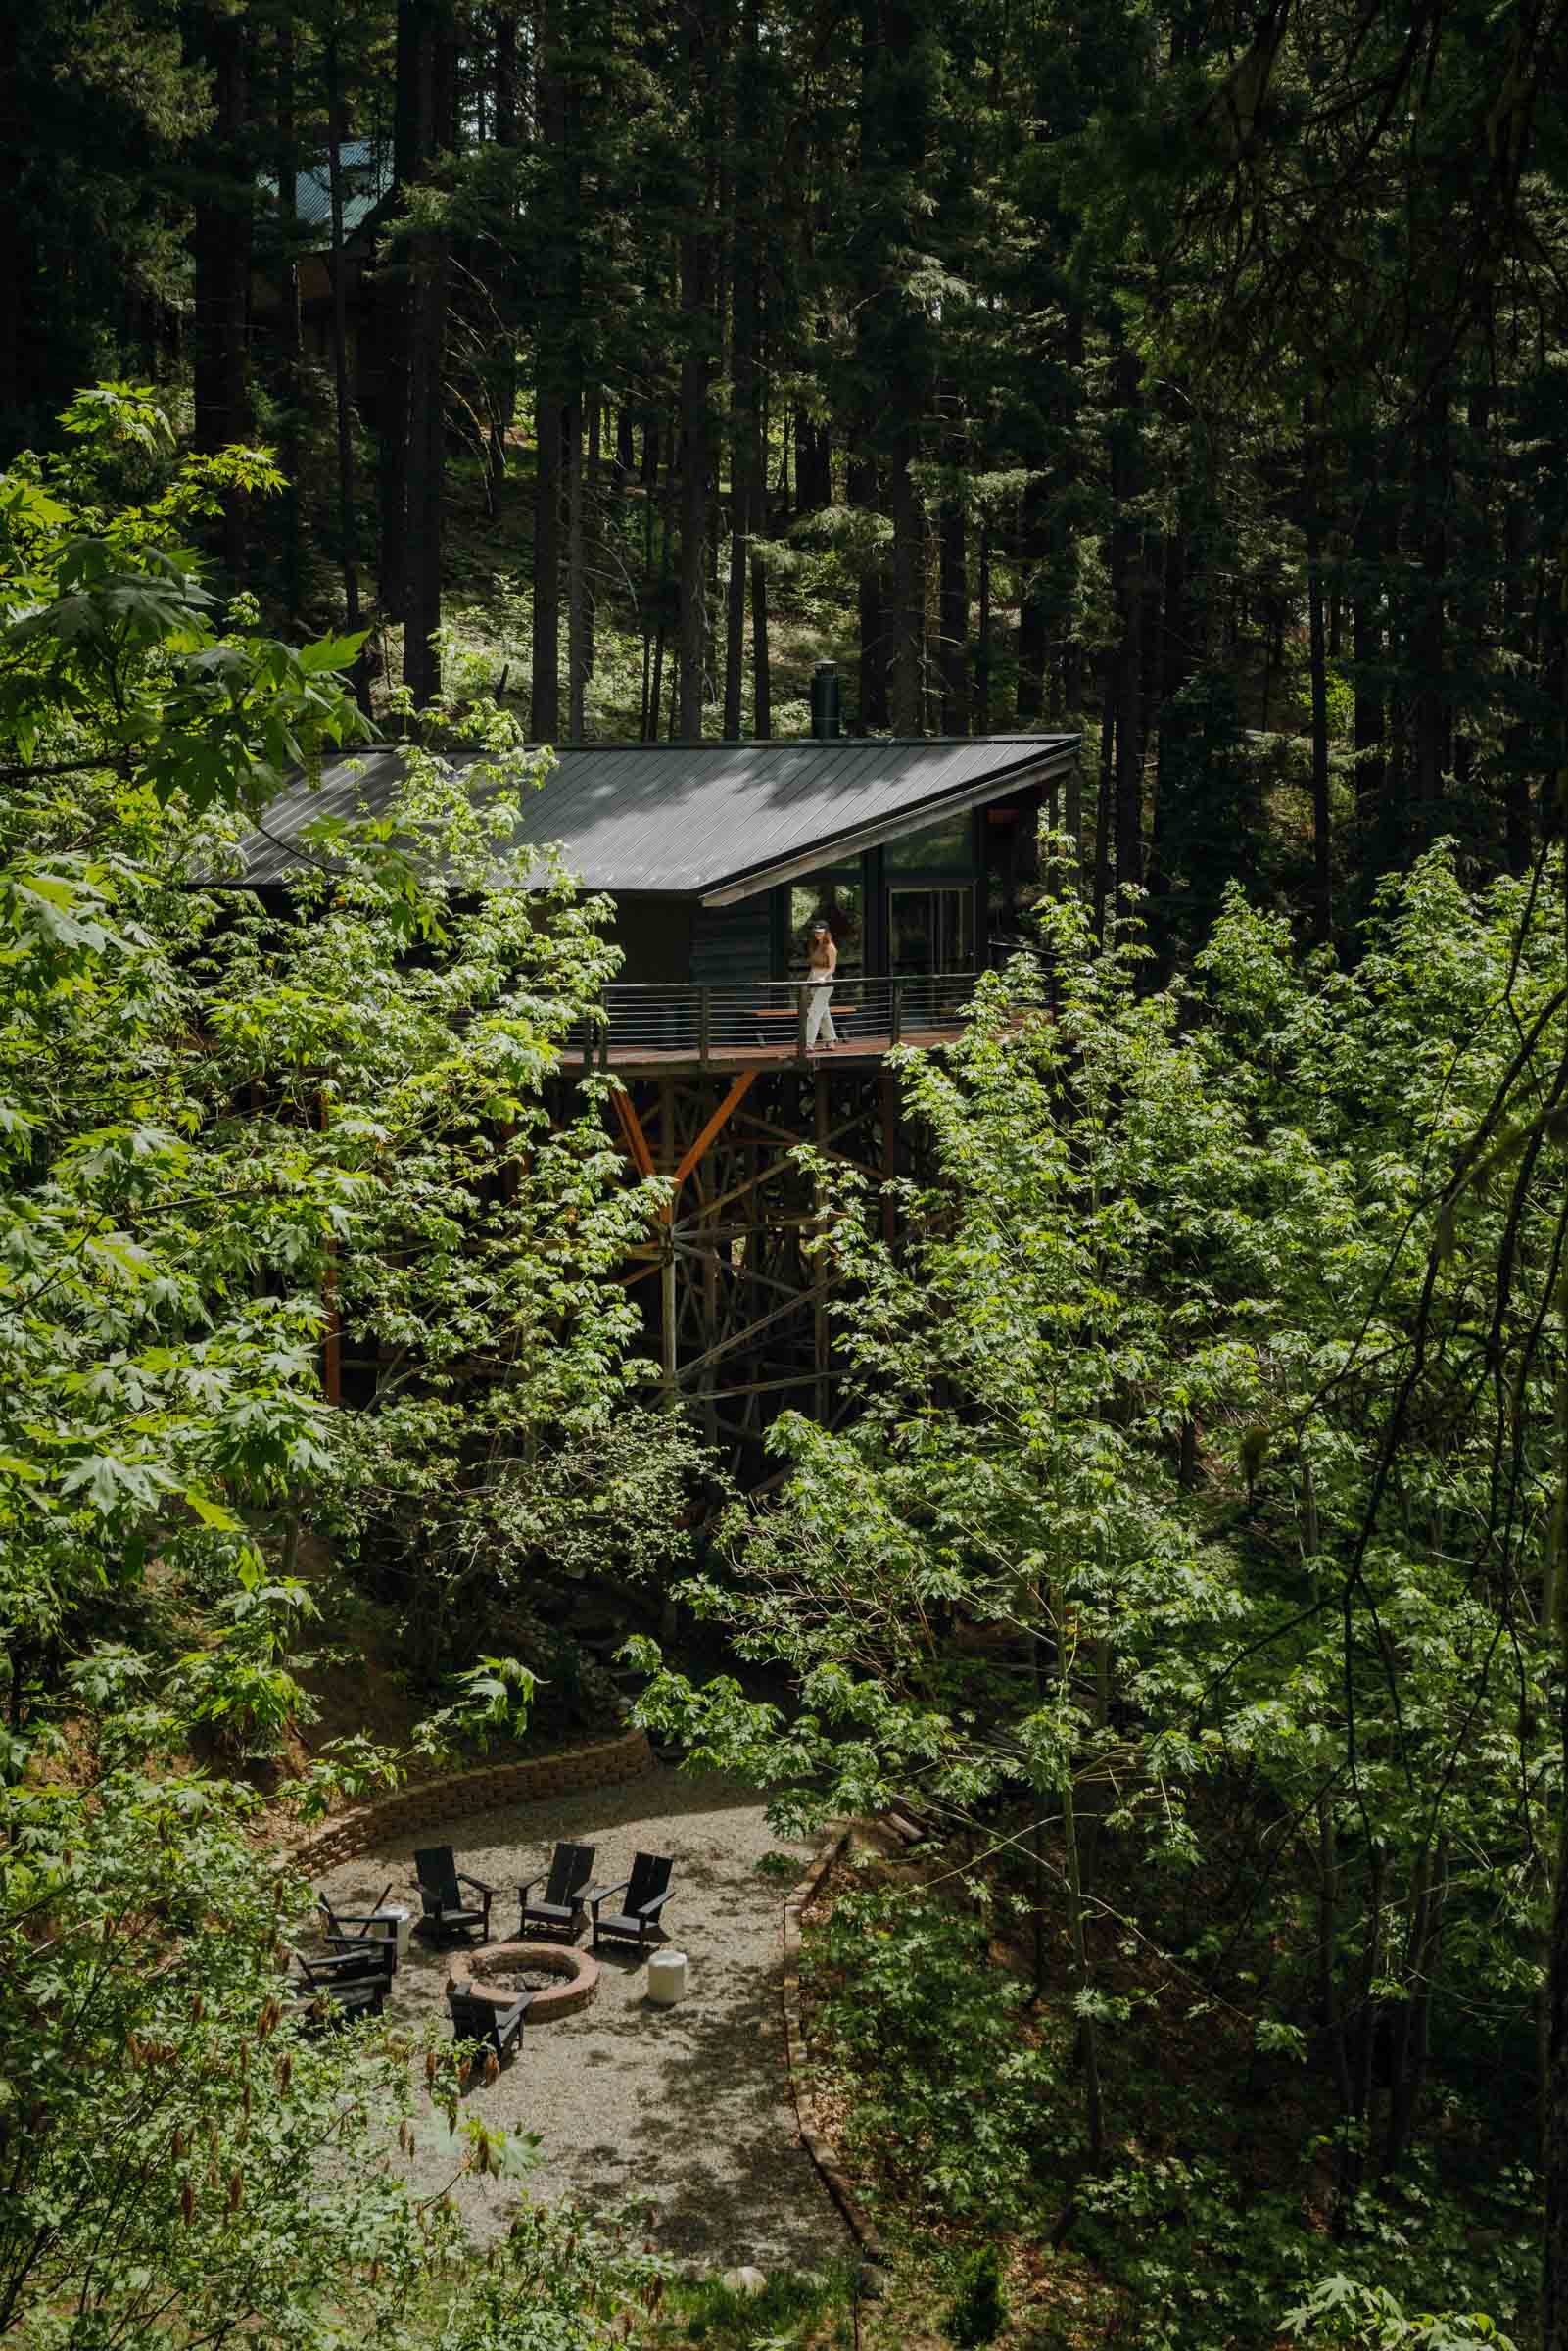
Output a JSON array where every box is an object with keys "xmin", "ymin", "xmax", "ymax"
[
  {"xmin": 789, "ymin": 873, "xmax": 864, "ymax": 976},
  {"xmin": 888, "ymin": 885, "xmax": 974, "ymax": 976},
  {"xmin": 884, "ymin": 810, "xmax": 976, "ymax": 874}
]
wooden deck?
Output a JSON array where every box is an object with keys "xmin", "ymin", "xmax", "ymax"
[{"xmin": 574, "ymin": 1023, "xmax": 967, "ymax": 1077}]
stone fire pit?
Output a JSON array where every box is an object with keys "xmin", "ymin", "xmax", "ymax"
[{"xmin": 448, "ymin": 1941, "xmax": 599, "ymax": 2022}]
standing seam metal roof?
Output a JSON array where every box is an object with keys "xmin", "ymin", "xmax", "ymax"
[{"xmin": 237, "ymin": 736, "xmax": 1080, "ymax": 901}]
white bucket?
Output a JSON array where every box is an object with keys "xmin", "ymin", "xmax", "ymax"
[{"xmin": 646, "ymin": 1948, "xmax": 688, "ymax": 2006}]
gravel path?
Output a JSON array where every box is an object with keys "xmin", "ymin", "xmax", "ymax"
[{"xmin": 313, "ymin": 1766, "xmax": 848, "ymax": 2271}]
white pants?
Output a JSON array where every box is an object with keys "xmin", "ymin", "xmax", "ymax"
[{"xmin": 805, "ymin": 983, "xmax": 836, "ymax": 1047}]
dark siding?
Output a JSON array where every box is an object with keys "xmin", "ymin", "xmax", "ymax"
[
  {"xmin": 609, "ymin": 895, "xmax": 693, "ymax": 985},
  {"xmin": 689, "ymin": 896, "xmax": 773, "ymax": 984}
]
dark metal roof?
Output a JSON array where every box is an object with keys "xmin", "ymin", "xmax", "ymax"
[
  {"xmin": 259, "ymin": 143, "xmax": 393, "ymax": 241},
  {"xmin": 237, "ymin": 735, "xmax": 1080, "ymax": 905}
]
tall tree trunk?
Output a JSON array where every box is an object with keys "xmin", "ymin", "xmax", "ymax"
[
  {"xmin": 1351, "ymin": 456, "xmax": 1388, "ymax": 891},
  {"xmin": 1305, "ymin": 411, "xmax": 1333, "ymax": 939},
  {"xmin": 0, "ymin": 12, "xmax": 25, "ymax": 439},
  {"xmin": 1111, "ymin": 350, "xmax": 1145, "ymax": 897},
  {"xmin": 274, "ymin": 13, "xmax": 303, "ymax": 625},
  {"xmin": 533, "ymin": 391, "xmax": 563, "ymax": 737},
  {"xmin": 1094, "ymin": 673, "xmax": 1115, "ymax": 936},
  {"xmin": 796, "ymin": 414, "xmax": 832, "ymax": 514},
  {"xmin": 1017, "ymin": 478, "xmax": 1047, "ymax": 721},
  {"xmin": 324, "ymin": 33, "xmax": 369, "ymax": 712},
  {"xmin": 975, "ymin": 523, "xmax": 991, "ymax": 735},
  {"xmin": 1501, "ymin": 479, "xmax": 1534, "ymax": 875},
  {"xmin": 750, "ymin": 297, "xmax": 772, "ymax": 738},
  {"xmin": 400, "ymin": 1, "xmax": 453, "ymax": 705},
  {"xmin": 1411, "ymin": 389, "xmax": 1449, "ymax": 849},
  {"xmin": 889, "ymin": 430, "xmax": 924, "ymax": 735},
  {"xmin": 403, "ymin": 224, "xmax": 448, "ymax": 702},
  {"xmin": 530, "ymin": 0, "xmax": 567, "ymax": 740},
  {"xmin": 939, "ymin": 426, "xmax": 969, "ymax": 736},
  {"xmin": 852, "ymin": 454, "xmax": 888, "ymax": 729},
  {"xmin": 676, "ymin": 0, "xmax": 716, "ymax": 738},
  {"xmin": 190, "ymin": 2, "xmax": 253, "ymax": 579},
  {"xmin": 379, "ymin": 0, "xmax": 425, "ymax": 622},
  {"xmin": 566, "ymin": 399, "xmax": 588, "ymax": 738},
  {"xmin": 585, "ymin": 392, "xmax": 600, "ymax": 676},
  {"xmin": 723, "ymin": 0, "xmax": 762, "ymax": 742}
]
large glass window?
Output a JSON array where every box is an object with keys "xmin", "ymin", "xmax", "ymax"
[
  {"xmin": 884, "ymin": 810, "xmax": 976, "ymax": 874},
  {"xmin": 789, "ymin": 873, "xmax": 864, "ymax": 976},
  {"xmin": 889, "ymin": 886, "xmax": 974, "ymax": 976}
]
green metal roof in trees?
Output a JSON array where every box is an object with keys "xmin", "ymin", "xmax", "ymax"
[
  {"xmin": 238, "ymin": 735, "xmax": 1080, "ymax": 906},
  {"xmin": 258, "ymin": 142, "xmax": 393, "ymax": 242}
]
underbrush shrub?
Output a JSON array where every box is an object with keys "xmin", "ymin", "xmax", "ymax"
[
  {"xmin": 802, "ymin": 1886, "xmax": 1063, "ymax": 2225},
  {"xmin": 942, "ymin": 2244, "xmax": 1007, "ymax": 2346},
  {"xmin": 1070, "ymin": 2148, "xmax": 1538, "ymax": 2351}
]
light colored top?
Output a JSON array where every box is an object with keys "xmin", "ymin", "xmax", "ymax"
[{"xmin": 807, "ymin": 934, "xmax": 837, "ymax": 978}]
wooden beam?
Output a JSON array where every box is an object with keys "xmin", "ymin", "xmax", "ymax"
[
  {"xmin": 610, "ymin": 1084, "xmax": 656, "ymax": 1177},
  {"xmin": 673, "ymin": 1070, "xmax": 756, "ymax": 1190},
  {"xmin": 659, "ymin": 1080, "xmax": 678, "ymax": 1404},
  {"xmin": 676, "ymin": 1279, "xmax": 838, "ymax": 1384}
]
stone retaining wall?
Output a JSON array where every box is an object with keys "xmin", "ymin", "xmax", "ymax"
[{"xmin": 284, "ymin": 1727, "xmax": 654, "ymax": 1873}]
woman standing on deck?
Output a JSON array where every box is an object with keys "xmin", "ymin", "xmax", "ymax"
[{"xmin": 805, "ymin": 920, "xmax": 837, "ymax": 1050}]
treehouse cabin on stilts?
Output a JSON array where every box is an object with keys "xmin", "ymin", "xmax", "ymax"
[{"xmin": 236, "ymin": 684, "xmax": 1079, "ymax": 1472}]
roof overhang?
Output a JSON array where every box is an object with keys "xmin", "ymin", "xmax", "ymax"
[{"xmin": 697, "ymin": 739, "xmax": 1081, "ymax": 905}]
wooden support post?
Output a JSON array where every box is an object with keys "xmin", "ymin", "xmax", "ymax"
[
  {"xmin": 611, "ymin": 1086, "xmax": 656, "ymax": 1178},
  {"xmin": 881, "ymin": 1065, "xmax": 899, "ymax": 1246},
  {"xmin": 659, "ymin": 1080, "xmax": 678, "ymax": 1407}
]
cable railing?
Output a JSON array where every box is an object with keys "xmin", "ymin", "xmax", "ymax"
[{"xmin": 570, "ymin": 971, "xmax": 983, "ymax": 1065}]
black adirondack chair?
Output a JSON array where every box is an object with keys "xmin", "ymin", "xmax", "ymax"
[
  {"xmin": 317, "ymin": 1881, "xmax": 394, "ymax": 1948},
  {"xmin": 447, "ymin": 1985, "xmax": 532, "ymax": 2064},
  {"xmin": 412, "ymin": 1847, "xmax": 495, "ymax": 1943},
  {"xmin": 516, "ymin": 1842, "xmax": 595, "ymax": 1941},
  {"xmin": 588, "ymin": 1852, "xmax": 674, "ymax": 1952},
  {"xmin": 290, "ymin": 1941, "xmax": 393, "ymax": 2025}
]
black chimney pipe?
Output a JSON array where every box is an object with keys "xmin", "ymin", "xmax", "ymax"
[{"xmin": 810, "ymin": 660, "xmax": 842, "ymax": 740}]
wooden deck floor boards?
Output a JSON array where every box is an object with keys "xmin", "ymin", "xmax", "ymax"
[{"xmin": 576, "ymin": 1025, "xmax": 964, "ymax": 1076}]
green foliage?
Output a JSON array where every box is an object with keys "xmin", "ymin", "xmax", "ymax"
[
  {"xmin": 804, "ymin": 1888, "xmax": 1063, "ymax": 2225},
  {"xmin": 646, "ymin": 2266, "xmax": 850, "ymax": 2348},
  {"xmin": 0, "ymin": 1763, "xmax": 457, "ymax": 2347},
  {"xmin": 1282, "ymin": 2276, "xmax": 1518, "ymax": 2348},
  {"xmin": 410, "ymin": 1655, "xmax": 538, "ymax": 1766},
  {"xmin": 942, "ymin": 2246, "xmax": 1007, "ymax": 2347},
  {"xmin": 171, "ymin": 1558, "xmax": 323, "ymax": 1759},
  {"xmin": 0, "ymin": 384, "xmax": 708, "ymax": 2351},
  {"xmin": 1, "ymin": 387, "xmax": 703, "ymax": 1791},
  {"xmin": 639, "ymin": 846, "xmax": 1565, "ymax": 2334}
]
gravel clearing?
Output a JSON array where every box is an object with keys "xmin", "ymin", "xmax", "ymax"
[{"xmin": 312, "ymin": 1766, "xmax": 849, "ymax": 2272}]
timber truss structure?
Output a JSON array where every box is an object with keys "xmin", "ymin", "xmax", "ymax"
[{"xmin": 566, "ymin": 1061, "xmax": 906, "ymax": 1477}]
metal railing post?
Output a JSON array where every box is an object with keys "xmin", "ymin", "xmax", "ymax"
[
  {"xmin": 796, "ymin": 982, "xmax": 809, "ymax": 1063},
  {"xmin": 698, "ymin": 985, "xmax": 710, "ymax": 1067},
  {"xmin": 890, "ymin": 977, "xmax": 903, "ymax": 1046}
]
